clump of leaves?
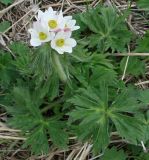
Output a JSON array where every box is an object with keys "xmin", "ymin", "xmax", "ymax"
[
  {"xmin": 68, "ymin": 84, "xmax": 147, "ymax": 154},
  {"xmin": 5, "ymin": 87, "xmax": 68, "ymax": 155},
  {"xmin": 78, "ymin": 6, "xmax": 132, "ymax": 52}
]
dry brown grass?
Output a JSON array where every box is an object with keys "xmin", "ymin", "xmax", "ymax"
[{"xmin": 0, "ymin": 0, "xmax": 149, "ymax": 159}]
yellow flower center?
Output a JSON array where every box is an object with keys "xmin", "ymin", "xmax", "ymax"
[
  {"xmin": 48, "ymin": 20, "xmax": 57, "ymax": 29},
  {"xmin": 56, "ymin": 39, "xmax": 65, "ymax": 47},
  {"xmin": 65, "ymin": 24, "xmax": 67, "ymax": 28},
  {"xmin": 39, "ymin": 32, "xmax": 47, "ymax": 40}
]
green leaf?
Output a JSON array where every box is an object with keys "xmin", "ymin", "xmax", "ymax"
[
  {"xmin": 0, "ymin": 21, "xmax": 11, "ymax": 32},
  {"xmin": 47, "ymin": 120, "xmax": 68, "ymax": 148},
  {"xmin": 24, "ymin": 126, "xmax": 49, "ymax": 155},
  {"xmin": 137, "ymin": 111, "xmax": 149, "ymax": 142},
  {"xmin": 137, "ymin": 0, "xmax": 149, "ymax": 9},
  {"xmin": 120, "ymin": 57, "xmax": 146, "ymax": 77},
  {"xmin": 31, "ymin": 44, "xmax": 52, "ymax": 78},
  {"xmin": 90, "ymin": 66, "xmax": 117, "ymax": 86},
  {"xmin": 93, "ymin": 117, "xmax": 109, "ymax": 154},
  {"xmin": 47, "ymin": 73, "xmax": 59, "ymax": 101},
  {"xmin": 111, "ymin": 87, "xmax": 141, "ymax": 112},
  {"xmin": 68, "ymin": 84, "xmax": 146, "ymax": 154},
  {"xmin": 0, "ymin": 51, "xmax": 16, "ymax": 87},
  {"xmin": 102, "ymin": 147, "xmax": 127, "ymax": 160},
  {"xmin": 111, "ymin": 113, "xmax": 144, "ymax": 144},
  {"xmin": 139, "ymin": 153, "xmax": 149, "ymax": 160},
  {"xmin": 80, "ymin": 7, "xmax": 131, "ymax": 52},
  {"xmin": 139, "ymin": 90, "xmax": 149, "ymax": 104},
  {"xmin": 68, "ymin": 85, "xmax": 110, "ymax": 153},
  {"xmin": 4, "ymin": 87, "xmax": 68, "ymax": 155},
  {"xmin": 0, "ymin": 0, "xmax": 13, "ymax": 5},
  {"xmin": 9, "ymin": 42, "xmax": 32, "ymax": 75},
  {"xmin": 135, "ymin": 31, "xmax": 149, "ymax": 52},
  {"xmin": 34, "ymin": 72, "xmax": 59, "ymax": 101}
]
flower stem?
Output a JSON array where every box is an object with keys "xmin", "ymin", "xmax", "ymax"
[{"xmin": 52, "ymin": 52, "xmax": 67, "ymax": 83}]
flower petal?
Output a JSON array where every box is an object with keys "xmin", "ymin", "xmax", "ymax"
[
  {"xmin": 51, "ymin": 39, "xmax": 57, "ymax": 49},
  {"xmin": 30, "ymin": 39, "xmax": 41, "ymax": 46},
  {"xmin": 64, "ymin": 16, "xmax": 72, "ymax": 21},
  {"xmin": 68, "ymin": 20, "xmax": 76, "ymax": 27},
  {"xmin": 64, "ymin": 31, "xmax": 72, "ymax": 38},
  {"xmin": 65, "ymin": 38, "xmax": 77, "ymax": 47},
  {"xmin": 62, "ymin": 46, "xmax": 72, "ymax": 53},
  {"xmin": 37, "ymin": 10, "xmax": 44, "ymax": 21},
  {"xmin": 55, "ymin": 31, "xmax": 65, "ymax": 39},
  {"xmin": 57, "ymin": 48, "xmax": 64, "ymax": 54},
  {"xmin": 72, "ymin": 26, "xmax": 80, "ymax": 31},
  {"xmin": 28, "ymin": 29, "xmax": 38, "ymax": 39}
]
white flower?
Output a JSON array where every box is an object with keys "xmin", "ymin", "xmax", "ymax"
[
  {"xmin": 45, "ymin": 7, "xmax": 57, "ymax": 15},
  {"xmin": 36, "ymin": 10, "xmax": 44, "ymax": 21},
  {"xmin": 64, "ymin": 16, "xmax": 80, "ymax": 32},
  {"xmin": 51, "ymin": 31, "xmax": 76, "ymax": 54},
  {"xmin": 41, "ymin": 8, "xmax": 65, "ymax": 32},
  {"xmin": 28, "ymin": 21, "xmax": 55, "ymax": 46}
]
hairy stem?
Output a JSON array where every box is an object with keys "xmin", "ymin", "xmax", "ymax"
[{"xmin": 52, "ymin": 52, "xmax": 67, "ymax": 83}]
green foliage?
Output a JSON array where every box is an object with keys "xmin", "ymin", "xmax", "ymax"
[
  {"xmin": 5, "ymin": 87, "xmax": 68, "ymax": 155},
  {"xmin": 79, "ymin": 7, "xmax": 131, "ymax": 52},
  {"xmin": 137, "ymin": 111, "xmax": 149, "ymax": 142},
  {"xmin": 0, "ymin": 0, "xmax": 13, "ymax": 5},
  {"xmin": 139, "ymin": 89, "xmax": 149, "ymax": 105},
  {"xmin": 31, "ymin": 44, "xmax": 52, "ymax": 77},
  {"xmin": 0, "ymin": 21, "xmax": 11, "ymax": 32},
  {"xmin": 0, "ymin": 52, "xmax": 16, "ymax": 87},
  {"xmin": 68, "ymin": 84, "xmax": 146, "ymax": 154},
  {"xmin": 135, "ymin": 31, "xmax": 149, "ymax": 52},
  {"xmin": 102, "ymin": 147, "xmax": 126, "ymax": 160},
  {"xmin": 10, "ymin": 42, "xmax": 32, "ymax": 75},
  {"xmin": 139, "ymin": 153, "xmax": 149, "ymax": 160},
  {"xmin": 120, "ymin": 57, "xmax": 146, "ymax": 77},
  {"xmin": 137, "ymin": 0, "xmax": 149, "ymax": 9},
  {"xmin": 1, "ymin": 4, "xmax": 149, "ymax": 158},
  {"xmin": 30, "ymin": 44, "xmax": 68, "ymax": 83}
]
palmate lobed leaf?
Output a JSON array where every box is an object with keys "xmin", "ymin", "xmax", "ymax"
[
  {"xmin": 69, "ymin": 50, "xmax": 116, "ymax": 88},
  {"xmin": 5, "ymin": 87, "xmax": 68, "ymax": 155},
  {"xmin": 68, "ymin": 84, "xmax": 147, "ymax": 154},
  {"xmin": 79, "ymin": 6, "xmax": 131, "ymax": 52}
]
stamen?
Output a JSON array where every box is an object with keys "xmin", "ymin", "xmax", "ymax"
[
  {"xmin": 56, "ymin": 39, "xmax": 65, "ymax": 47},
  {"xmin": 39, "ymin": 32, "xmax": 47, "ymax": 40},
  {"xmin": 48, "ymin": 20, "xmax": 57, "ymax": 29}
]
